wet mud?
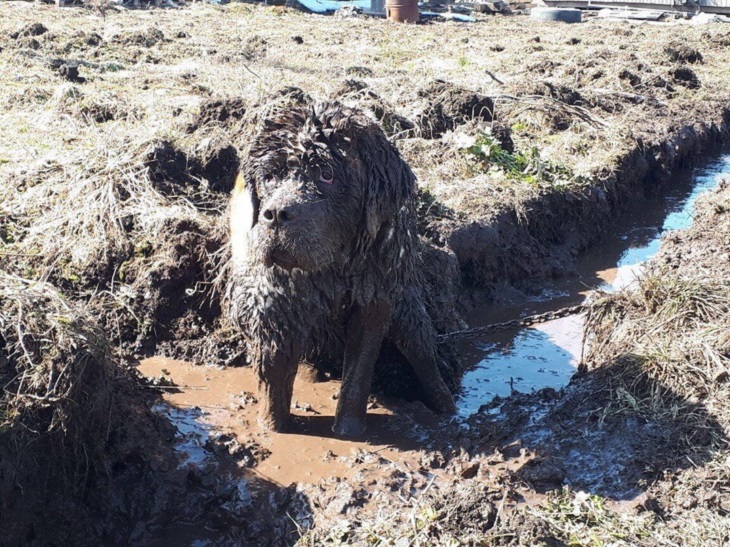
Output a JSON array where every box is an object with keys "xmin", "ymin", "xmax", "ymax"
[{"xmin": 136, "ymin": 147, "xmax": 730, "ymax": 544}]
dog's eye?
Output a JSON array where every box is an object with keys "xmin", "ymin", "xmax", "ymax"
[{"xmin": 318, "ymin": 165, "xmax": 334, "ymax": 185}]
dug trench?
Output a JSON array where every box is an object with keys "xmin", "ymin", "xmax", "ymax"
[
  {"xmin": 132, "ymin": 144, "xmax": 730, "ymax": 545},
  {"xmin": 3, "ymin": 5, "xmax": 730, "ymax": 543},
  {"xmin": 2, "ymin": 90, "xmax": 730, "ymax": 547}
]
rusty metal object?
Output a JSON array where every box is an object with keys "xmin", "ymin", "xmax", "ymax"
[{"xmin": 385, "ymin": 0, "xmax": 419, "ymax": 22}]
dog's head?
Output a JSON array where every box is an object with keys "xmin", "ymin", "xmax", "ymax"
[{"xmin": 231, "ymin": 102, "xmax": 415, "ymax": 273}]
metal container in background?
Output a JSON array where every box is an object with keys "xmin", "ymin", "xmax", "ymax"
[{"xmin": 385, "ymin": 0, "xmax": 419, "ymax": 22}]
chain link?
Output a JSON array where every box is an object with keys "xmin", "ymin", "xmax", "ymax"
[{"xmin": 437, "ymin": 303, "xmax": 587, "ymax": 344}]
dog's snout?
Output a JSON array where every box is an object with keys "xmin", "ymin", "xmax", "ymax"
[{"xmin": 261, "ymin": 204, "xmax": 299, "ymax": 227}]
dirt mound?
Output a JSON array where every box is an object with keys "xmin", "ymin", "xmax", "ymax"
[
  {"xmin": 0, "ymin": 273, "xmax": 310, "ymax": 545},
  {"xmin": 670, "ymin": 66, "xmax": 701, "ymax": 88},
  {"xmin": 242, "ymin": 34, "xmax": 267, "ymax": 61},
  {"xmin": 0, "ymin": 274, "xmax": 164, "ymax": 544},
  {"xmin": 0, "ymin": 133, "xmax": 236, "ymax": 365},
  {"xmin": 193, "ymin": 136, "xmax": 240, "ymax": 193},
  {"xmin": 303, "ymin": 479, "xmax": 499, "ymax": 545},
  {"xmin": 664, "ymin": 42, "xmax": 703, "ymax": 64},
  {"xmin": 332, "ymin": 79, "xmax": 415, "ymax": 138},
  {"xmin": 145, "ymin": 138, "xmax": 239, "ymax": 196},
  {"xmin": 520, "ymin": 81, "xmax": 583, "ymax": 105},
  {"xmin": 10, "ymin": 22, "xmax": 47, "ymax": 40},
  {"xmin": 413, "ymin": 80, "xmax": 494, "ymax": 139},
  {"xmin": 114, "ymin": 27, "xmax": 166, "ymax": 48},
  {"xmin": 188, "ymin": 97, "xmax": 248, "ymax": 132}
]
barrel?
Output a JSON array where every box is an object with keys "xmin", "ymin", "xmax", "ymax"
[{"xmin": 385, "ymin": 0, "xmax": 419, "ymax": 23}]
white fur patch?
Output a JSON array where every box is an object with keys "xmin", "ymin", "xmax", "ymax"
[{"xmin": 230, "ymin": 181, "xmax": 257, "ymax": 264}]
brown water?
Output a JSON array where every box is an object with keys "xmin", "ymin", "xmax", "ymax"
[{"xmin": 139, "ymin": 357, "xmax": 432, "ymax": 488}]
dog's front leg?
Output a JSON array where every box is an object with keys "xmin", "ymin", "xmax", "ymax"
[
  {"xmin": 392, "ymin": 289, "xmax": 456, "ymax": 414},
  {"xmin": 333, "ymin": 300, "xmax": 392, "ymax": 438},
  {"xmin": 256, "ymin": 340, "xmax": 302, "ymax": 432}
]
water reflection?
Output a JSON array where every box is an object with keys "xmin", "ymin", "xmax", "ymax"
[{"xmin": 458, "ymin": 150, "xmax": 730, "ymax": 416}]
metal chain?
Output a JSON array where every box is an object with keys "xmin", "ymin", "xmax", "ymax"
[{"xmin": 437, "ymin": 303, "xmax": 587, "ymax": 344}]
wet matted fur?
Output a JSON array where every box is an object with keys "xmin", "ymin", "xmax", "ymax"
[{"xmin": 227, "ymin": 101, "xmax": 455, "ymax": 436}]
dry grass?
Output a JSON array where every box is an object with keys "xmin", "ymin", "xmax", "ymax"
[
  {"xmin": 556, "ymin": 182, "xmax": 730, "ymax": 546},
  {"xmin": 584, "ymin": 183, "xmax": 730, "ymax": 435},
  {"xmin": 0, "ymin": 271, "xmax": 117, "ymax": 485}
]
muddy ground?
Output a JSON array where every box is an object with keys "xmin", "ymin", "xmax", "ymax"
[{"xmin": 1, "ymin": 1, "xmax": 730, "ymax": 545}]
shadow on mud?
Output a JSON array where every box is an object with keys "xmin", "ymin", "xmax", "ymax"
[
  {"xmin": 129, "ymin": 398, "xmax": 313, "ymax": 547},
  {"xmin": 444, "ymin": 355, "xmax": 727, "ymax": 503}
]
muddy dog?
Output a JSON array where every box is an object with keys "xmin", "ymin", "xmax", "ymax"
[{"xmin": 228, "ymin": 102, "xmax": 456, "ymax": 437}]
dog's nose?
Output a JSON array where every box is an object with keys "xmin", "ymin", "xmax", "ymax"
[{"xmin": 261, "ymin": 205, "xmax": 299, "ymax": 227}]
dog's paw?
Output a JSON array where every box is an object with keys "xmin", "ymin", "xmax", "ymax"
[
  {"xmin": 258, "ymin": 412, "xmax": 290, "ymax": 433},
  {"xmin": 425, "ymin": 389, "xmax": 457, "ymax": 415},
  {"xmin": 332, "ymin": 415, "xmax": 366, "ymax": 438}
]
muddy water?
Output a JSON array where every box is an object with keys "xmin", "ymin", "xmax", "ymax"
[
  {"xmin": 139, "ymin": 357, "xmax": 431, "ymax": 486},
  {"xmin": 458, "ymin": 149, "xmax": 730, "ymax": 416}
]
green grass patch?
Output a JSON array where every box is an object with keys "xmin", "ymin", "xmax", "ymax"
[{"xmin": 463, "ymin": 131, "xmax": 587, "ymax": 189}]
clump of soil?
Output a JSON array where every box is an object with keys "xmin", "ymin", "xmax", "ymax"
[
  {"xmin": 670, "ymin": 66, "xmax": 701, "ymax": 88},
  {"xmin": 332, "ymin": 79, "xmax": 415, "ymax": 138},
  {"xmin": 188, "ymin": 97, "xmax": 248, "ymax": 132},
  {"xmin": 242, "ymin": 34, "xmax": 267, "ymax": 61},
  {"xmin": 58, "ymin": 63, "xmax": 85, "ymax": 83},
  {"xmin": 413, "ymin": 80, "xmax": 494, "ymax": 139},
  {"xmin": 62, "ymin": 31, "xmax": 103, "ymax": 53},
  {"xmin": 145, "ymin": 138, "xmax": 239, "ymax": 196},
  {"xmin": 145, "ymin": 139, "xmax": 197, "ymax": 191},
  {"xmin": 664, "ymin": 42, "xmax": 703, "ymax": 64},
  {"xmin": 114, "ymin": 27, "xmax": 166, "ymax": 48},
  {"xmin": 518, "ymin": 80, "xmax": 583, "ymax": 106},
  {"xmin": 193, "ymin": 136, "xmax": 240, "ymax": 193},
  {"xmin": 10, "ymin": 22, "xmax": 47, "ymax": 40}
]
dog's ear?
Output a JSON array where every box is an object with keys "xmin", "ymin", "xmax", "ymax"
[
  {"xmin": 356, "ymin": 123, "xmax": 415, "ymax": 241},
  {"xmin": 320, "ymin": 102, "xmax": 416, "ymax": 240},
  {"xmin": 232, "ymin": 172, "xmax": 260, "ymax": 228},
  {"xmin": 230, "ymin": 172, "xmax": 260, "ymax": 258}
]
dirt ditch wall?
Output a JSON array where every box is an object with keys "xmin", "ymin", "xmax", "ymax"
[{"xmin": 435, "ymin": 111, "xmax": 730, "ymax": 307}]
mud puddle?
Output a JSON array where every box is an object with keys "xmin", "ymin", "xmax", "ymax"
[
  {"xmin": 458, "ymin": 148, "xmax": 730, "ymax": 416},
  {"xmin": 138, "ymin": 357, "xmax": 445, "ymax": 544},
  {"xmin": 139, "ymin": 357, "xmax": 437, "ymax": 486}
]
